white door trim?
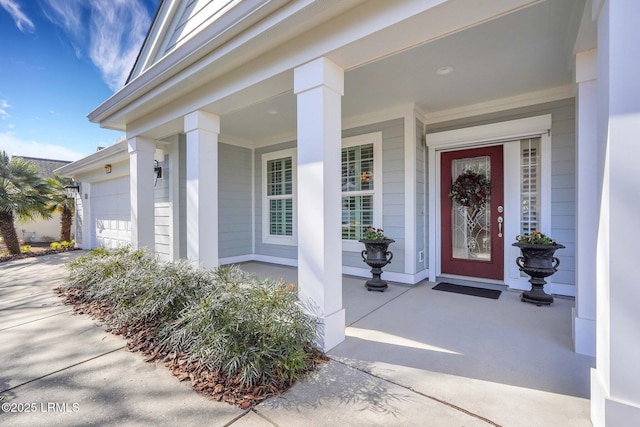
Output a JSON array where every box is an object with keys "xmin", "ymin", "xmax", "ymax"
[{"xmin": 426, "ymin": 115, "xmax": 552, "ymax": 284}]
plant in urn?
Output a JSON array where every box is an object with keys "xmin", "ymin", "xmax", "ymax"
[
  {"xmin": 359, "ymin": 226, "xmax": 394, "ymax": 292},
  {"xmin": 513, "ymin": 231, "xmax": 565, "ymax": 305}
]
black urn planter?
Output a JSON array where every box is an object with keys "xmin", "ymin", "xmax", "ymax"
[
  {"xmin": 513, "ymin": 242, "xmax": 565, "ymax": 306},
  {"xmin": 359, "ymin": 239, "xmax": 395, "ymax": 292}
]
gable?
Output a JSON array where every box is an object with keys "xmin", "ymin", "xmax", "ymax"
[
  {"xmin": 128, "ymin": 0, "xmax": 289, "ymax": 83},
  {"xmin": 164, "ymin": 0, "xmax": 241, "ymax": 55}
]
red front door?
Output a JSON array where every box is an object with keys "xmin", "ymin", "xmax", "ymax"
[{"xmin": 441, "ymin": 146, "xmax": 504, "ymax": 280}]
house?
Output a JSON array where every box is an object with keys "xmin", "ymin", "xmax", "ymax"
[
  {"xmin": 12, "ymin": 156, "xmax": 72, "ymax": 242},
  {"xmin": 56, "ymin": 1, "xmax": 640, "ymax": 424}
]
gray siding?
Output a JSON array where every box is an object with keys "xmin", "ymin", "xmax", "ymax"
[
  {"xmin": 416, "ymin": 118, "xmax": 427, "ymax": 272},
  {"xmin": 219, "ymin": 143, "xmax": 253, "ymax": 258},
  {"xmin": 426, "ymin": 98, "xmax": 576, "ymax": 286},
  {"xmin": 254, "ymin": 141, "xmax": 298, "ymax": 260},
  {"xmin": 343, "ymin": 119, "xmax": 405, "ymax": 273}
]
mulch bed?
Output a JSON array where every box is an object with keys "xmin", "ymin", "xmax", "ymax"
[
  {"xmin": 55, "ymin": 287, "xmax": 328, "ymax": 409},
  {"xmin": 0, "ymin": 246, "xmax": 81, "ymax": 263}
]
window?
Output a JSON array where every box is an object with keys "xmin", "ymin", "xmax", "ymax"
[
  {"xmin": 262, "ymin": 149, "xmax": 296, "ymax": 245},
  {"xmin": 342, "ymin": 133, "xmax": 383, "ymax": 250},
  {"xmin": 520, "ymin": 138, "xmax": 541, "ymax": 236}
]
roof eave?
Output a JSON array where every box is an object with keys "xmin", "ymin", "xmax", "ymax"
[
  {"xmin": 87, "ymin": 0, "xmax": 296, "ymax": 129},
  {"xmin": 54, "ymin": 141, "xmax": 129, "ymax": 178}
]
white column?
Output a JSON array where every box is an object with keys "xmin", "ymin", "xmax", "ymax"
[
  {"xmin": 573, "ymin": 49, "xmax": 597, "ymax": 357},
  {"xmin": 592, "ymin": 2, "xmax": 640, "ymax": 425},
  {"xmin": 184, "ymin": 111, "xmax": 219, "ymax": 268},
  {"xmin": 79, "ymin": 183, "xmax": 91, "ymax": 248},
  {"xmin": 128, "ymin": 137, "xmax": 156, "ymax": 250},
  {"xmin": 294, "ymin": 57, "xmax": 345, "ymax": 351}
]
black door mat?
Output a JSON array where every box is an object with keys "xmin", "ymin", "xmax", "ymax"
[{"xmin": 432, "ymin": 282, "xmax": 501, "ymax": 299}]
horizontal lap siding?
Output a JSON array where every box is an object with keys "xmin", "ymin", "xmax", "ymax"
[
  {"xmin": 427, "ymin": 98, "xmax": 576, "ymax": 286},
  {"xmin": 549, "ymin": 101, "xmax": 576, "ymax": 285},
  {"xmin": 343, "ymin": 119, "xmax": 405, "ymax": 273},
  {"xmin": 219, "ymin": 143, "xmax": 253, "ymax": 258}
]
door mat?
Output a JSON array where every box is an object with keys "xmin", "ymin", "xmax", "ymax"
[{"xmin": 432, "ymin": 282, "xmax": 501, "ymax": 299}]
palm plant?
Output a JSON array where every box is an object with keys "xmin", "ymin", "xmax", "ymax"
[
  {"xmin": 47, "ymin": 174, "xmax": 75, "ymax": 242},
  {"xmin": 0, "ymin": 151, "xmax": 52, "ymax": 254}
]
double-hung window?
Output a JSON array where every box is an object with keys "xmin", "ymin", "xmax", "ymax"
[
  {"xmin": 262, "ymin": 149, "xmax": 296, "ymax": 245},
  {"xmin": 341, "ymin": 132, "xmax": 383, "ymax": 251}
]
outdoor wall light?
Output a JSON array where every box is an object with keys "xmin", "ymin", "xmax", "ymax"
[
  {"xmin": 105, "ymin": 164, "xmax": 112, "ymax": 174},
  {"xmin": 154, "ymin": 160, "xmax": 162, "ymax": 186},
  {"xmin": 63, "ymin": 183, "xmax": 80, "ymax": 199}
]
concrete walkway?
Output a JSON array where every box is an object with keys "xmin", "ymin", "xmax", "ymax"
[{"xmin": 0, "ymin": 254, "xmax": 594, "ymax": 426}]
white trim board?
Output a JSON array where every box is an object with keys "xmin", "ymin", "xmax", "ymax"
[
  {"xmin": 219, "ymin": 254, "xmax": 429, "ymax": 285},
  {"xmin": 425, "ymin": 115, "xmax": 555, "ymax": 289},
  {"xmin": 426, "ymin": 115, "xmax": 552, "ymax": 148}
]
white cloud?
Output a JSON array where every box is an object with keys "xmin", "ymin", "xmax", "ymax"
[
  {"xmin": 0, "ymin": 132, "xmax": 87, "ymax": 161},
  {"xmin": 38, "ymin": 0, "xmax": 83, "ymax": 37},
  {"xmin": 0, "ymin": 99, "xmax": 10, "ymax": 120},
  {"xmin": 0, "ymin": 0, "xmax": 35, "ymax": 33},
  {"xmin": 41, "ymin": 0, "xmax": 153, "ymax": 92}
]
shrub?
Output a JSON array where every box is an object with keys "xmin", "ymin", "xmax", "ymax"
[
  {"xmin": 51, "ymin": 239, "xmax": 75, "ymax": 250},
  {"xmin": 159, "ymin": 270, "xmax": 317, "ymax": 387},
  {"xmin": 63, "ymin": 246, "xmax": 150, "ymax": 296},
  {"xmin": 62, "ymin": 247, "xmax": 319, "ymax": 394},
  {"xmin": 110, "ymin": 258, "xmax": 219, "ymax": 328},
  {"xmin": 20, "ymin": 245, "xmax": 31, "ymax": 253}
]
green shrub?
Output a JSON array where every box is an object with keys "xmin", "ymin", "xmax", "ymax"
[
  {"xmin": 20, "ymin": 245, "xmax": 31, "ymax": 253},
  {"xmin": 64, "ymin": 246, "xmax": 150, "ymax": 296},
  {"xmin": 63, "ymin": 248, "xmax": 319, "ymax": 390},
  {"xmin": 51, "ymin": 239, "xmax": 76, "ymax": 250},
  {"xmin": 160, "ymin": 270, "xmax": 316, "ymax": 387},
  {"xmin": 111, "ymin": 259, "xmax": 219, "ymax": 328}
]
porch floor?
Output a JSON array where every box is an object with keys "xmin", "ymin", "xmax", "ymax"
[{"xmin": 238, "ymin": 261, "xmax": 595, "ymax": 426}]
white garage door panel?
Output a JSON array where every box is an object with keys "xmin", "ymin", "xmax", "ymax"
[{"xmin": 91, "ymin": 177, "xmax": 131, "ymax": 248}]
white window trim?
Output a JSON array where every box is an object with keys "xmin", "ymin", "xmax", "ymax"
[
  {"xmin": 342, "ymin": 132, "xmax": 383, "ymax": 252},
  {"xmin": 262, "ymin": 148, "xmax": 297, "ymax": 246}
]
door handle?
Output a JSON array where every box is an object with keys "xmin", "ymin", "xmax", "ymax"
[{"xmin": 497, "ymin": 216, "xmax": 503, "ymax": 238}]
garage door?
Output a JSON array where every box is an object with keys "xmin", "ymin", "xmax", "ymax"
[{"xmin": 90, "ymin": 177, "xmax": 131, "ymax": 248}]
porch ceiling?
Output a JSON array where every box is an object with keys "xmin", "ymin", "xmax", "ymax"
[{"xmin": 218, "ymin": 0, "xmax": 588, "ymax": 143}]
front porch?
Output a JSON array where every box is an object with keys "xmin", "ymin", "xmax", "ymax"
[{"xmin": 239, "ymin": 261, "xmax": 594, "ymax": 426}]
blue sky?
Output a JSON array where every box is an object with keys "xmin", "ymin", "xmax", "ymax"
[{"xmin": 0, "ymin": 0, "xmax": 160, "ymax": 161}]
